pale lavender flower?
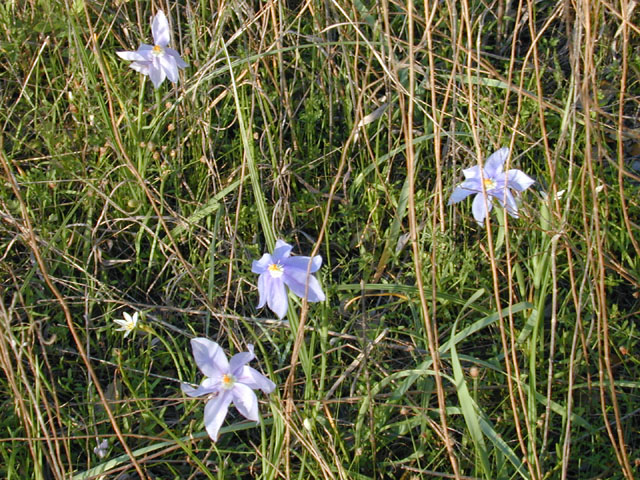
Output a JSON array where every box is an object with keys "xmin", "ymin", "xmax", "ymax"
[
  {"xmin": 116, "ymin": 11, "xmax": 187, "ymax": 88},
  {"xmin": 448, "ymin": 147, "xmax": 535, "ymax": 224},
  {"xmin": 114, "ymin": 311, "xmax": 139, "ymax": 338},
  {"xmin": 252, "ymin": 240, "xmax": 325, "ymax": 319},
  {"xmin": 181, "ymin": 338, "xmax": 275, "ymax": 441},
  {"xmin": 93, "ymin": 438, "xmax": 109, "ymax": 459}
]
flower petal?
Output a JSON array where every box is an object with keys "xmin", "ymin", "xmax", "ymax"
[
  {"xmin": 462, "ymin": 165, "xmax": 482, "ymax": 180},
  {"xmin": 266, "ymin": 277, "xmax": 288, "ymax": 319},
  {"xmin": 272, "ymin": 240, "xmax": 293, "ymax": 261},
  {"xmin": 129, "ymin": 61, "xmax": 151, "ymax": 75},
  {"xmin": 229, "ymin": 349, "xmax": 255, "ymax": 375},
  {"xmin": 257, "ymin": 273, "xmax": 269, "ymax": 309},
  {"xmin": 506, "ymin": 169, "xmax": 535, "ymax": 192},
  {"xmin": 252, "ymin": 253, "xmax": 272, "ymax": 274},
  {"xmin": 191, "ymin": 338, "xmax": 228, "ymax": 378},
  {"xmin": 472, "ymin": 193, "xmax": 491, "ymax": 224},
  {"xmin": 282, "ymin": 254, "xmax": 322, "ymax": 273},
  {"xmin": 158, "ymin": 54, "xmax": 179, "ymax": 83},
  {"xmin": 117, "ymin": 50, "xmax": 148, "ymax": 62},
  {"xmin": 503, "ymin": 189, "xmax": 519, "ymax": 217},
  {"xmin": 181, "ymin": 377, "xmax": 219, "ymax": 397},
  {"xmin": 204, "ymin": 391, "xmax": 232, "ymax": 441},
  {"xmin": 484, "ymin": 147, "xmax": 508, "ymax": 177},
  {"xmin": 166, "ymin": 47, "xmax": 188, "ymax": 68},
  {"xmin": 282, "ymin": 268, "xmax": 325, "ymax": 302},
  {"xmin": 447, "ymin": 184, "xmax": 476, "ymax": 205},
  {"xmin": 148, "ymin": 64, "xmax": 166, "ymax": 88},
  {"xmin": 151, "ymin": 11, "xmax": 171, "ymax": 47},
  {"xmin": 236, "ymin": 365, "xmax": 276, "ymax": 394},
  {"xmin": 231, "ymin": 383, "xmax": 259, "ymax": 421}
]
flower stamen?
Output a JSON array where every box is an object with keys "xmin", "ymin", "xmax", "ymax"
[
  {"xmin": 268, "ymin": 262, "xmax": 284, "ymax": 278},
  {"xmin": 221, "ymin": 373, "xmax": 236, "ymax": 390},
  {"xmin": 483, "ymin": 178, "xmax": 497, "ymax": 190}
]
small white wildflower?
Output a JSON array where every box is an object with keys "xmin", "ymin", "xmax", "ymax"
[
  {"xmin": 93, "ymin": 438, "xmax": 109, "ymax": 458},
  {"xmin": 114, "ymin": 311, "xmax": 139, "ymax": 338}
]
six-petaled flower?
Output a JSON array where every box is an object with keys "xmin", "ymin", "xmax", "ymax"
[
  {"xmin": 252, "ymin": 239, "xmax": 325, "ymax": 319},
  {"xmin": 116, "ymin": 10, "xmax": 187, "ymax": 88},
  {"xmin": 447, "ymin": 147, "xmax": 535, "ymax": 224},
  {"xmin": 181, "ymin": 338, "xmax": 276, "ymax": 441},
  {"xmin": 114, "ymin": 311, "xmax": 139, "ymax": 338}
]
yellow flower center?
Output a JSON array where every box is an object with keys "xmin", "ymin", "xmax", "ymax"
[
  {"xmin": 268, "ymin": 262, "xmax": 284, "ymax": 278},
  {"xmin": 483, "ymin": 178, "xmax": 496, "ymax": 190},
  {"xmin": 221, "ymin": 373, "xmax": 235, "ymax": 389},
  {"xmin": 152, "ymin": 45, "xmax": 164, "ymax": 55}
]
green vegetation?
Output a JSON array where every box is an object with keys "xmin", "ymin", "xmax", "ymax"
[{"xmin": 1, "ymin": 0, "xmax": 639, "ymax": 478}]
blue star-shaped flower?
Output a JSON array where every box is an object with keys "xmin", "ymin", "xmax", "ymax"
[
  {"xmin": 252, "ymin": 240, "xmax": 325, "ymax": 319},
  {"xmin": 181, "ymin": 338, "xmax": 275, "ymax": 441},
  {"xmin": 117, "ymin": 11, "xmax": 187, "ymax": 88},
  {"xmin": 448, "ymin": 147, "xmax": 535, "ymax": 223}
]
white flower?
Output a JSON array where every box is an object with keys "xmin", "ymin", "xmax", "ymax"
[
  {"xmin": 116, "ymin": 11, "xmax": 188, "ymax": 88},
  {"xmin": 114, "ymin": 311, "xmax": 139, "ymax": 338},
  {"xmin": 93, "ymin": 438, "xmax": 109, "ymax": 458}
]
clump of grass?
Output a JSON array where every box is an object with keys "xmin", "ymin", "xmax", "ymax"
[{"xmin": 0, "ymin": 0, "xmax": 639, "ymax": 479}]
